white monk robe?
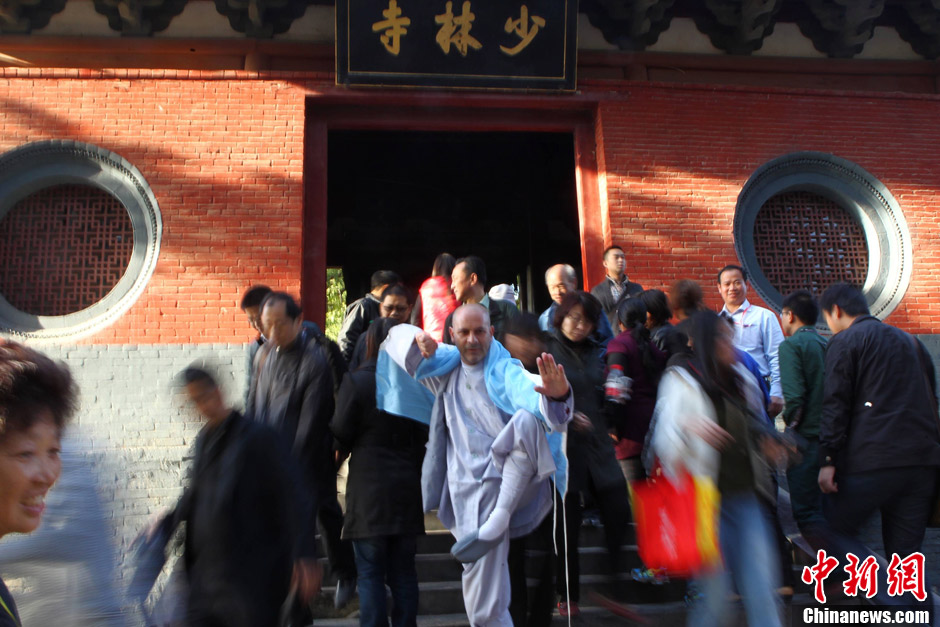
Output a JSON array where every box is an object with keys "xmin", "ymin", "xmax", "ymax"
[{"xmin": 389, "ymin": 335, "xmax": 572, "ymax": 626}]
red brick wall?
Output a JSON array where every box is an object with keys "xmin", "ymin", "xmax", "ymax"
[
  {"xmin": 0, "ymin": 70, "xmax": 314, "ymax": 344},
  {"xmin": 2, "ymin": 70, "xmax": 938, "ymax": 342},
  {"xmin": 588, "ymin": 80, "xmax": 940, "ymax": 333}
]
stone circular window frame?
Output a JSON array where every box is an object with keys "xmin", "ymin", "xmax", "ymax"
[
  {"xmin": 0, "ymin": 140, "xmax": 162, "ymax": 341},
  {"xmin": 734, "ymin": 152, "xmax": 912, "ymax": 319}
]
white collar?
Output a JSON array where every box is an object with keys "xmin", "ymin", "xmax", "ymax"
[{"xmin": 721, "ymin": 298, "xmax": 751, "ymax": 316}]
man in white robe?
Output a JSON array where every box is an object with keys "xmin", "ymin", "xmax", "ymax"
[{"xmin": 383, "ymin": 304, "xmax": 573, "ymax": 626}]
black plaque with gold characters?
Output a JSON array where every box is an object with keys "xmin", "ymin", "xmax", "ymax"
[{"xmin": 336, "ymin": 0, "xmax": 577, "ymax": 91}]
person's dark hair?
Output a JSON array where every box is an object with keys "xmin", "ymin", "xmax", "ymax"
[
  {"xmin": 181, "ymin": 365, "xmax": 217, "ymax": 389},
  {"xmin": 602, "ymin": 245, "xmax": 624, "ymax": 260},
  {"xmin": 363, "ymin": 317, "xmax": 401, "ymax": 365},
  {"xmin": 618, "ymin": 298, "xmax": 661, "ymax": 383},
  {"xmin": 371, "ymin": 270, "xmax": 402, "ymax": 291},
  {"xmin": 717, "ymin": 264, "xmax": 747, "ymax": 285},
  {"xmin": 456, "ymin": 255, "xmax": 487, "ymax": 287},
  {"xmin": 617, "ymin": 297, "xmax": 646, "ymax": 330},
  {"xmin": 639, "ymin": 289, "xmax": 671, "ymax": 327},
  {"xmin": 240, "ymin": 285, "xmax": 272, "ymax": 310},
  {"xmin": 381, "ymin": 283, "xmax": 414, "ymax": 304},
  {"xmin": 553, "ymin": 291, "xmax": 602, "ymax": 333},
  {"xmin": 0, "ymin": 341, "xmax": 77, "ymax": 437},
  {"xmin": 782, "ymin": 289, "xmax": 820, "ymax": 326},
  {"xmin": 689, "ymin": 311, "xmax": 741, "ymax": 403},
  {"xmin": 261, "ymin": 291, "xmax": 302, "ymax": 320},
  {"xmin": 819, "ymin": 282, "xmax": 870, "ymax": 316},
  {"xmin": 432, "ymin": 253, "xmax": 457, "ymax": 279},
  {"xmin": 669, "ymin": 279, "xmax": 705, "ymax": 317},
  {"xmin": 498, "ymin": 311, "xmax": 543, "ymax": 344}
]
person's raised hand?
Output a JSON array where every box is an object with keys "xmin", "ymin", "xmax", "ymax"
[
  {"xmin": 534, "ymin": 352, "xmax": 570, "ymax": 399},
  {"xmin": 415, "ymin": 331, "xmax": 438, "ymax": 359}
]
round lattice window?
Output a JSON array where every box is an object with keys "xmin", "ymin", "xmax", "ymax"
[
  {"xmin": 753, "ymin": 191, "xmax": 870, "ymax": 297},
  {"xmin": 0, "ymin": 184, "xmax": 135, "ymax": 317},
  {"xmin": 0, "ymin": 141, "xmax": 162, "ymax": 341},
  {"xmin": 734, "ymin": 152, "xmax": 911, "ymax": 318}
]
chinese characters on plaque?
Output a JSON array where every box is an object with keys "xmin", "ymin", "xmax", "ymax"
[{"xmin": 337, "ymin": 0, "xmax": 577, "ymax": 91}]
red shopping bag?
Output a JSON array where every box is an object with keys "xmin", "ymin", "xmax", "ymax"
[{"xmin": 628, "ymin": 469, "xmax": 720, "ymax": 578}]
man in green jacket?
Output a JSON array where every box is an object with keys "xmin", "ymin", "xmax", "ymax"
[{"xmin": 778, "ymin": 289, "xmax": 828, "ymax": 535}]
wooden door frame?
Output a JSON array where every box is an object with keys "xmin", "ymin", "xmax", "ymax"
[{"xmin": 303, "ymin": 91, "xmax": 606, "ymax": 326}]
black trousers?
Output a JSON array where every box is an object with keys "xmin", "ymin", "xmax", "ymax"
[
  {"xmin": 815, "ymin": 465, "xmax": 936, "ymax": 611},
  {"xmin": 317, "ymin": 480, "xmax": 357, "ymax": 581},
  {"xmin": 509, "ymin": 513, "xmax": 555, "ymax": 627},
  {"xmin": 824, "ymin": 465, "xmax": 936, "ymax": 561},
  {"xmin": 555, "ymin": 476, "xmax": 630, "ymax": 603}
]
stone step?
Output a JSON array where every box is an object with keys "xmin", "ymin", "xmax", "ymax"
[
  {"xmin": 562, "ymin": 572, "xmax": 687, "ymax": 605},
  {"xmin": 316, "ymin": 529, "xmax": 456, "ymax": 559},
  {"xmin": 315, "ymin": 593, "xmax": 826, "ymax": 627},
  {"xmin": 415, "ymin": 552, "xmax": 464, "ymax": 582},
  {"xmin": 320, "ymin": 579, "xmax": 465, "ymax": 616},
  {"xmin": 319, "ymin": 542, "xmax": 648, "ymax": 587},
  {"xmin": 321, "ymin": 570, "xmax": 687, "ymax": 618},
  {"xmin": 312, "ymin": 598, "xmax": 701, "ymax": 627},
  {"xmin": 417, "ymin": 530, "xmax": 457, "ymax": 554},
  {"xmin": 314, "ymin": 614, "xmax": 470, "ymax": 627}
]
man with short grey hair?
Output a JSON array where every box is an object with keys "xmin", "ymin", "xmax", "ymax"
[{"xmin": 540, "ymin": 263, "xmax": 614, "ymax": 344}]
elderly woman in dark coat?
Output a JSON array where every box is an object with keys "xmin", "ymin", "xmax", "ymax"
[
  {"xmin": 545, "ymin": 291, "xmax": 631, "ymax": 617},
  {"xmin": 331, "ymin": 318, "xmax": 429, "ymax": 627}
]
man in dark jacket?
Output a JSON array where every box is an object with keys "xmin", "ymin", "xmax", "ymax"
[
  {"xmin": 337, "ymin": 270, "xmax": 401, "ymax": 364},
  {"xmin": 441, "ymin": 255, "xmax": 518, "ymax": 344},
  {"xmin": 589, "ymin": 246, "xmax": 643, "ymax": 330},
  {"xmin": 240, "ymin": 284, "xmax": 331, "ymax": 403},
  {"xmin": 179, "ymin": 366, "xmax": 320, "ymax": 627},
  {"xmin": 248, "ymin": 292, "xmax": 358, "ymax": 608},
  {"xmin": 819, "ymin": 283, "xmax": 940, "ymax": 585}
]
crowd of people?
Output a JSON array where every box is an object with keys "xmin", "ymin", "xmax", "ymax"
[{"xmin": 0, "ymin": 245, "xmax": 938, "ymax": 627}]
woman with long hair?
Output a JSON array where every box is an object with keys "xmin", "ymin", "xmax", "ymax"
[
  {"xmin": 0, "ymin": 341, "xmax": 77, "ymax": 627},
  {"xmin": 649, "ymin": 311, "xmax": 783, "ymax": 627},
  {"xmin": 330, "ymin": 318, "xmax": 429, "ymax": 627},
  {"xmin": 545, "ymin": 291, "xmax": 630, "ymax": 617}
]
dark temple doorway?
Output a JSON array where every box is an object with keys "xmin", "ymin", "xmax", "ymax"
[{"xmin": 327, "ymin": 131, "xmax": 582, "ymax": 315}]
